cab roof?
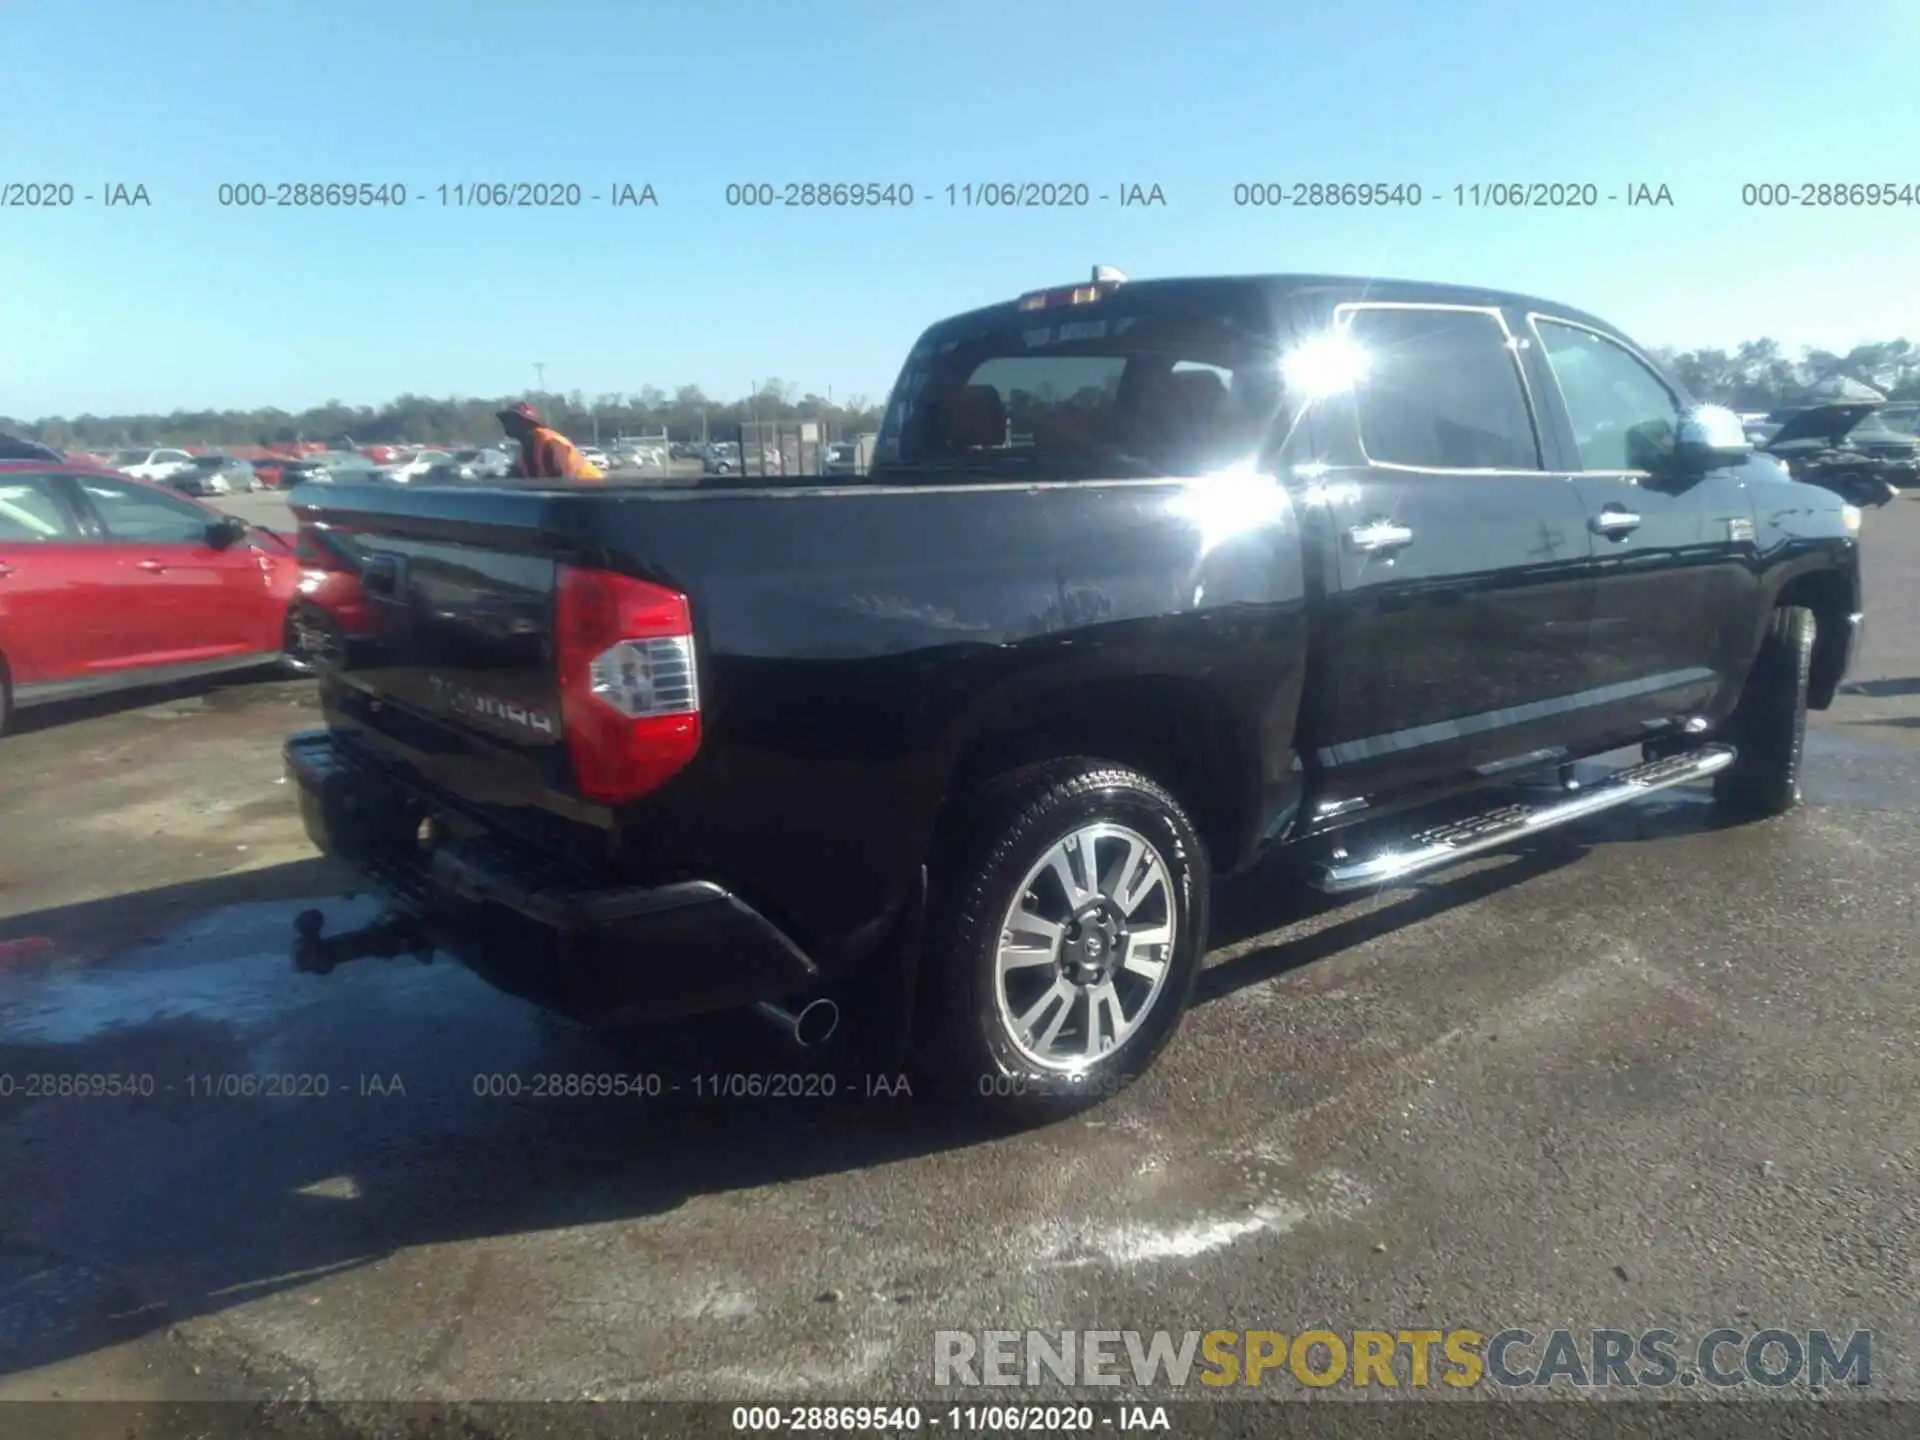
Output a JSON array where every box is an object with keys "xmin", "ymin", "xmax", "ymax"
[{"xmin": 924, "ymin": 272, "xmax": 1631, "ymax": 347}]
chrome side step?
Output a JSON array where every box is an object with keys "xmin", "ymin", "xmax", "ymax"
[{"xmin": 1307, "ymin": 744, "xmax": 1736, "ymax": 894}]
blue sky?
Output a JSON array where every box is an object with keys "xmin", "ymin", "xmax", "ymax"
[{"xmin": 3, "ymin": 0, "xmax": 1916, "ymax": 418}]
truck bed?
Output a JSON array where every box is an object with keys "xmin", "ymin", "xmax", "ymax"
[{"xmin": 286, "ymin": 476, "xmax": 1314, "ymax": 967}]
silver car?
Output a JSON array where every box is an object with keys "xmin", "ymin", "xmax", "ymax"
[{"xmin": 171, "ymin": 455, "xmax": 242, "ymax": 495}]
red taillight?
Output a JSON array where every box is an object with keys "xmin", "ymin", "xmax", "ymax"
[{"xmin": 555, "ymin": 565, "xmax": 701, "ymax": 804}]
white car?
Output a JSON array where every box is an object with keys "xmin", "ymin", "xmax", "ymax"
[
  {"xmin": 579, "ymin": 446, "xmax": 611, "ymax": 470},
  {"xmin": 449, "ymin": 446, "xmax": 514, "ymax": 480},
  {"xmin": 382, "ymin": 449, "xmax": 454, "ymax": 484},
  {"xmin": 112, "ymin": 447, "xmax": 197, "ymax": 483}
]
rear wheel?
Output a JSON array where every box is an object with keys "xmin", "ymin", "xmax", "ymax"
[
  {"xmin": 1714, "ymin": 605, "xmax": 1814, "ymax": 819},
  {"xmin": 916, "ymin": 759, "xmax": 1208, "ymax": 1123}
]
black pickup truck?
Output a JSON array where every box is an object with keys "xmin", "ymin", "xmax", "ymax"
[{"xmin": 283, "ymin": 268, "xmax": 1864, "ymax": 1120}]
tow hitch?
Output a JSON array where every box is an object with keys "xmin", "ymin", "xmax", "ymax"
[{"xmin": 292, "ymin": 907, "xmax": 434, "ymax": 976}]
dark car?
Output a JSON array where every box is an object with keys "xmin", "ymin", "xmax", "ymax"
[
  {"xmin": 281, "ymin": 267, "xmax": 1863, "ymax": 1121},
  {"xmin": 277, "ymin": 457, "xmax": 332, "ymax": 486},
  {"xmin": 1878, "ymin": 402, "xmax": 1920, "ymax": 434},
  {"xmin": 171, "ymin": 454, "xmax": 261, "ymax": 496},
  {"xmin": 0, "ymin": 433, "xmax": 64, "ymax": 462},
  {"xmin": 1752, "ymin": 402, "xmax": 1915, "ymax": 505},
  {"xmin": 820, "ymin": 440, "xmax": 863, "ymax": 476},
  {"xmin": 292, "ymin": 452, "xmax": 382, "ymax": 485},
  {"xmin": 1840, "ymin": 410, "xmax": 1920, "ymax": 459}
]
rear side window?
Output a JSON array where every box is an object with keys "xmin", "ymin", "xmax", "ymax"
[
  {"xmin": 873, "ymin": 293, "xmax": 1289, "ymax": 482},
  {"xmin": 0, "ymin": 475, "xmax": 77, "ymax": 543},
  {"xmin": 1343, "ymin": 307, "xmax": 1541, "ymax": 471},
  {"xmin": 1535, "ymin": 319, "xmax": 1681, "ymax": 472}
]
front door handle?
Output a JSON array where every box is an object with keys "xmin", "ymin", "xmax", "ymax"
[
  {"xmin": 1590, "ymin": 508, "xmax": 1642, "ymax": 536},
  {"xmin": 0, "ymin": 561, "xmax": 14, "ymax": 579},
  {"xmin": 1345, "ymin": 520, "xmax": 1414, "ymax": 553},
  {"xmin": 136, "ymin": 558, "xmax": 168, "ymax": 573}
]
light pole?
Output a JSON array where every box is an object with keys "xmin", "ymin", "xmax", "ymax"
[{"xmin": 533, "ymin": 362, "xmax": 547, "ymax": 395}]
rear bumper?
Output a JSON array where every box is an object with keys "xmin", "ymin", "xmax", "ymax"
[{"xmin": 284, "ymin": 730, "xmax": 819, "ymax": 1023}]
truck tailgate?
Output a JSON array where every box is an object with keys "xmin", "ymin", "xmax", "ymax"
[{"xmin": 291, "ymin": 484, "xmax": 571, "ymax": 771}]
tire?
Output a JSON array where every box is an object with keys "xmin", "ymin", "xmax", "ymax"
[
  {"xmin": 915, "ymin": 759, "xmax": 1209, "ymax": 1123},
  {"xmin": 0, "ymin": 655, "xmax": 11, "ymax": 735},
  {"xmin": 1713, "ymin": 605, "xmax": 1814, "ymax": 819}
]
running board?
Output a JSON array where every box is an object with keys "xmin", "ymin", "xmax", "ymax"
[{"xmin": 1308, "ymin": 744, "xmax": 1737, "ymax": 894}]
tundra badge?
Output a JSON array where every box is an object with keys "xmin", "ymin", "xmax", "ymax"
[{"xmin": 427, "ymin": 676, "xmax": 559, "ymax": 739}]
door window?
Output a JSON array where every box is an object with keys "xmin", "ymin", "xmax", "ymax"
[
  {"xmin": 1535, "ymin": 319, "xmax": 1683, "ymax": 472},
  {"xmin": 72, "ymin": 475, "xmax": 214, "ymax": 543},
  {"xmin": 1342, "ymin": 306, "xmax": 1542, "ymax": 471},
  {"xmin": 0, "ymin": 475, "xmax": 79, "ymax": 543}
]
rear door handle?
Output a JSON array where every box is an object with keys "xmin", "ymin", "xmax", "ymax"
[
  {"xmin": 136, "ymin": 558, "xmax": 168, "ymax": 573},
  {"xmin": 1345, "ymin": 520, "xmax": 1414, "ymax": 553},
  {"xmin": 0, "ymin": 561, "xmax": 14, "ymax": 579},
  {"xmin": 1590, "ymin": 508, "xmax": 1642, "ymax": 536}
]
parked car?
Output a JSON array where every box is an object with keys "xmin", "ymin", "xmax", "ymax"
[
  {"xmin": 312, "ymin": 452, "xmax": 383, "ymax": 484},
  {"xmin": 278, "ymin": 457, "xmax": 333, "ymax": 486},
  {"xmin": 579, "ymin": 446, "xmax": 612, "ymax": 472},
  {"xmin": 821, "ymin": 440, "xmax": 862, "ymax": 476},
  {"xmin": 379, "ymin": 449, "xmax": 455, "ymax": 485},
  {"xmin": 700, "ymin": 442, "xmax": 741, "ymax": 475},
  {"xmin": 282, "ymin": 268, "xmax": 1863, "ymax": 1122},
  {"xmin": 0, "ymin": 433, "xmax": 64, "ymax": 462},
  {"xmin": 171, "ymin": 454, "xmax": 259, "ymax": 496},
  {"xmin": 0, "ymin": 461, "xmax": 310, "ymax": 730},
  {"xmin": 446, "ymin": 447, "xmax": 514, "ymax": 481},
  {"xmin": 1877, "ymin": 402, "xmax": 1920, "ymax": 434},
  {"xmin": 284, "ymin": 525, "xmax": 376, "ymax": 671},
  {"xmin": 1752, "ymin": 401, "xmax": 1915, "ymax": 506},
  {"xmin": 1838, "ymin": 410, "xmax": 1920, "ymax": 460},
  {"xmin": 170, "ymin": 456, "xmax": 233, "ymax": 496},
  {"xmin": 111, "ymin": 447, "xmax": 197, "ymax": 485}
]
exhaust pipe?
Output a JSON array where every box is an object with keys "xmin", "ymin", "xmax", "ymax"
[{"xmin": 752, "ymin": 998, "xmax": 840, "ymax": 1048}]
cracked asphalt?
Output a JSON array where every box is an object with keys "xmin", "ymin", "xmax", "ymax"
[{"xmin": 1, "ymin": 494, "xmax": 1916, "ymax": 1434}]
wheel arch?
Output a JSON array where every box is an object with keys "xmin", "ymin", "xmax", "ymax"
[
  {"xmin": 929, "ymin": 672, "xmax": 1269, "ymax": 877},
  {"xmin": 1769, "ymin": 565, "xmax": 1855, "ymax": 710}
]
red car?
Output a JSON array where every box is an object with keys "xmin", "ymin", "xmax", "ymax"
[
  {"xmin": 0, "ymin": 460, "xmax": 313, "ymax": 730},
  {"xmin": 285, "ymin": 524, "xmax": 373, "ymax": 668}
]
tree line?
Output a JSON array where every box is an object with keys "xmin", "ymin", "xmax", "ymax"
[
  {"xmin": 7, "ymin": 339, "xmax": 1920, "ymax": 451},
  {"xmin": 4, "ymin": 379, "xmax": 886, "ymax": 451},
  {"xmin": 1648, "ymin": 339, "xmax": 1920, "ymax": 411}
]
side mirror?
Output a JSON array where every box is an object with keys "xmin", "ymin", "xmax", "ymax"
[
  {"xmin": 1674, "ymin": 404, "xmax": 1753, "ymax": 472},
  {"xmin": 204, "ymin": 515, "xmax": 248, "ymax": 550}
]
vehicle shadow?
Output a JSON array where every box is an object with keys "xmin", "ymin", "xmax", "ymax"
[
  {"xmin": 1841, "ymin": 676, "xmax": 1920, "ymax": 699},
  {"xmin": 0, "ymin": 779, "xmax": 1719, "ymax": 1381},
  {"xmin": 3, "ymin": 670, "xmax": 308, "ymax": 736},
  {"xmin": 1197, "ymin": 839, "xmax": 1581, "ymax": 1004}
]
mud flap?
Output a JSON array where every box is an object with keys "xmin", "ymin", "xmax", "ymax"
[{"xmin": 848, "ymin": 865, "xmax": 927, "ymax": 1076}]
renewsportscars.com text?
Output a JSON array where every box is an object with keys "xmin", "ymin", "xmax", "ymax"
[{"xmin": 934, "ymin": 1327, "xmax": 1873, "ymax": 1390}]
